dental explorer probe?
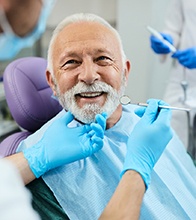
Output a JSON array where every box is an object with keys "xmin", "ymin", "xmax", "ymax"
[{"xmin": 120, "ymin": 95, "xmax": 191, "ymax": 112}]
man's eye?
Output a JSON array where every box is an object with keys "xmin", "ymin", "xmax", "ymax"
[
  {"xmin": 65, "ymin": 60, "xmax": 79, "ymax": 65},
  {"xmin": 95, "ymin": 56, "xmax": 112, "ymax": 66},
  {"xmin": 96, "ymin": 56, "xmax": 109, "ymax": 61},
  {"xmin": 61, "ymin": 60, "xmax": 80, "ymax": 68}
]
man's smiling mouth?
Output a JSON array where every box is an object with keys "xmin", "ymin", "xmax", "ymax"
[{"xmin": 77, "ymin": 92, "xmax": 104, "ymax": 98}]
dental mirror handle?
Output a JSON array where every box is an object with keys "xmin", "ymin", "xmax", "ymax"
[
  {"xmin": 135, "ymin": 102, "xmax": 190, "ymax": 112},
  {"xmin": 119, "ymin": 95, "xmax": 190, "ymax": 112}
]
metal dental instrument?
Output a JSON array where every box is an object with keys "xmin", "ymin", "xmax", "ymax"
[
  {"xmin": 120, "ymin": 95, "xmax": 191, "ymax": 112},
  {"xmin": 147, "ymin": 26, "xmax": 177, "ymax": 53}
]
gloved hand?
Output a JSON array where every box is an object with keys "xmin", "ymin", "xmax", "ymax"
[
  {"xmin": 150, "ymin": 33, "xmax": 173, "ymax": 54},
  {"xmin": 23, "ymin": 111, "xmax": 107, "ymax": 178},
  {"xmin": 121, "ymin": 99, "xmax": 173, "ymax": 189},
  {"xmin": 172, "ymin": 47, "xmax": 196, "ymax": 69}
]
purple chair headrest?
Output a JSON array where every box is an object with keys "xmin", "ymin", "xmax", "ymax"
[
  {"xmin": 3, "ymin": 57, "xmax": 62, "ymax": 132},
  {"xmin": 0, "ymin": 131, "xmax": 31, "ymax": 157}
]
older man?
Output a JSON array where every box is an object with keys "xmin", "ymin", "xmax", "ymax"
[{"xmin": 7, "ymin": 13, "xmax": 196, "ymax": 219}]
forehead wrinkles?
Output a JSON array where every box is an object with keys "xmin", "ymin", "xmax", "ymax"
[
  {"xmin": 61, "ymin": 43, "xmax": 114, "ymax": 61},
  {"xmin": 54, "ymin": 21, "xmax": 120, "ymax": 54}
]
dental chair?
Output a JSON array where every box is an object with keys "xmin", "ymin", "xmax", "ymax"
[{"xmin": 0, "ymin": 57, "xmax": 62, "ymax": 157}]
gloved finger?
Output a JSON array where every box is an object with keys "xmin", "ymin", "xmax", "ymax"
[
  {"xmin": 161, "ymin": 33, "xmax": 173, "ymax": 44},
  {"xmin": 152, "ymin": 44, "xmax": 171, "ymax": 54},
  {"xmin": 101, "ymin": 112, "xmax": 108, "ymax": 119},
  {"xmin": 95, "ymin": 113, "xmax": 107, "ymax": 130},
  {"xmin": 172, "ymin": 48, "xmax": 192, "ymax": 59},
  {"xmin": 150, "ymin": 36, "xmax": 171, "ymax": 53},
  {"xmin": 134, "ymin": 106, "xmax": 146, "ymax": 118},
  {"xmin": 174, "ymin": 53, "xmax": 191, "ymax": 68},
  {"xmin": 91, "ymin": 138, "xmax": 104, "ymax": 152},
  {"xmin": 158, "ymin": 99, "xmax": 170, "ymax": 107},
  {"xmin": 141, "ymin": 99, "xmax": 159, "ymax": 123},
  {"xmin": 153, "ymin": 100, "xmax": 172, "ymax": 127},
  {"xmin": 86, "ymin": 129, "xmax": 95, "ymax": 138},
  {"xmin": 178, "ymin": 55, "xmax": 189, "ymax": 63},
  {"xmin": 90, "ymin": 123, "xmax": 104, "ymax": 138},
  {"xmin": 154, "ymin": 107, "xmax": 172, "ymax": 126},
  {"xmin": 154, "ymin": 108, "xmax": 173, "ymax": 145},
  {"xmin": 181, "ymin": 61, "xmax": 195, "ymax": 69},
  {"xmin": 178, "ymin": 60, "xmax": 190, "ymax": 68},
  {"xmin": 150, "ymin": 36, "xmax": 163, "ymax": 44},
  {"xmin": 82, "ymin": 124, "xmax": 92, "ymax": 133},
  {"xmin": 62, "ymin": 111, "xmax": 75, "ymax": 126},
  {"xmin": 171, "ymin": 50, "xmax": 182, "ymax": 58},
  {"xmin": 151, "ymin": 38, "xmax": 166, "ymax": 48},
  {"xmin": 135, "ymin": 99, "xmax": 160, "ymax": 119}
]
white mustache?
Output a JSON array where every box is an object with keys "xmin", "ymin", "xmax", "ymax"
[{"xmin": 72, "ymin": 81, "xmax": 112, "ymax": 95}]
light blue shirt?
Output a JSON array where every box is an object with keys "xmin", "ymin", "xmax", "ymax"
[{"xmin": 17, "ymin": 105, "xmax": 196, "ymax": 220}]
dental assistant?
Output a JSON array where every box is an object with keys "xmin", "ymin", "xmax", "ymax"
[
  {"xmin": 0, "ymin": 0, "xmax": 54, "ymax": 60},
  {"xmin": 150, "ymin": 0, "xmax": 196, "ymax": 149}
]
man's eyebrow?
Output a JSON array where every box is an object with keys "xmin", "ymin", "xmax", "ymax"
[
  {"xmin": 59, "ymin": 52, "xmax": 80, "ymax": 64},
  {"xmin": 94, "ymin": 48, "xmax": 112, "ymax": 55},
  {"xmin": 59, "ymin": 48, "xmax": 113, "ymax": 64}
]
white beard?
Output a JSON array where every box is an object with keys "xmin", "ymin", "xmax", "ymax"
[{"xmin": 55, "ymin": 77, "xmax": 126, "ymax": 124}]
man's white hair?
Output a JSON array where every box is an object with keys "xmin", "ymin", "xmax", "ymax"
[{"xmin": 47, "ymin": 13, "xmax": 127, "ymax": 75}]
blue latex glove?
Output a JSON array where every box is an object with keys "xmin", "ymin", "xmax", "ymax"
[
  {"xmin": 23, "ymin": 111, "xmax": 107, "ymax": 178},
  {"xmin": 172, "ymin": 47, "xmax": 196, "ymax": 69},
  {"xmin": 150, "ymin": 33, "xmax": 173, "ymax": 54},
  {"xmin": 121, "ymin": 99, "xmax": 173, "ymax": 189}
]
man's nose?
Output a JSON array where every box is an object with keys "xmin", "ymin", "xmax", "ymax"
[{"xmin": 78, "ymin": 60, "xmax": 99, "ymax": 84}]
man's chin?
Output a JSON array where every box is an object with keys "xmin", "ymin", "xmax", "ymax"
[
  {"xmin": 73, "ymin": 111, "xmax": 98, "ymax": 124},
  {"xmin": 69, "ymin": 103, "xmax": 102, "ymax": 123}
]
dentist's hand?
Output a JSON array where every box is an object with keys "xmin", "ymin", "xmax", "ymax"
[
  {"xmin": 150, "ymin": 33, "xmax": 174, "ymax": 54},
  {"xmin": 23, "ymin": 111, "xmax": 107, "ymax": 178},
  {"xmin": 172, "ymin": 47, "xmax": 196, "ymax": 69},
  {"xmin": 121, "ymin": 99, "xmax": 173, "ymax": 189}
]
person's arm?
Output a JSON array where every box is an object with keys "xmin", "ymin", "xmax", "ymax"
[
  {"xmin": 0, "ymin": 159, "xmax": 40, "ymax": 220},
  {"xmin": 99, "ymin": 170, "xmax": 145, "ymax": 220},
  {"xmin": 3, "ymin": 152, "xmax": 35, "ymax": 185}
]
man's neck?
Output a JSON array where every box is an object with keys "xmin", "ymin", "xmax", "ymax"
[{"xmin": 106, "ymin": 105, "xmax": 122, "ymax": 129}]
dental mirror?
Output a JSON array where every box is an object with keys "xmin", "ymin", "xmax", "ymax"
[{"xmin": 120, "ymin": 95, "xmax": 191, "ymax": 112}]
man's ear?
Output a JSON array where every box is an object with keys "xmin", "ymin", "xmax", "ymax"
[
  {"xmin": 46, "ymin": 70, "xmax": 56, "ymax": 96},
  {"xmin": 124, "ymin": 60, "xmax": 131, "ymax": 85}
]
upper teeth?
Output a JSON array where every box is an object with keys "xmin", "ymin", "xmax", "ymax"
[{"xmin": 80, "ymin": 92, "xmax": 102, "ymax": 97}]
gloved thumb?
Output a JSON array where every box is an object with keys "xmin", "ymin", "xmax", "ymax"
[
  {"xmin": 95, "ymin": 112, "xmax": 107, "ymax": 130},
  {"xmin": 140, "ymin": 99, "xmax": 159, "ymax": 124},
  {"xmin": 62, "ymin": 111, "xmax": 74, "ymax": 126},
  {"xmin": 134, "ymin": 107, "xmax": 146, "ymax": 118}
]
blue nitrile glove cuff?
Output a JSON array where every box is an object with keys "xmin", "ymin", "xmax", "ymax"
[
  {"xmin": 23, "ymin": 140, "xmax": 48, "ymax": 178},
  {"xmin": 121, "ymin": 153, "xmax": 152, "ymax": 188}
]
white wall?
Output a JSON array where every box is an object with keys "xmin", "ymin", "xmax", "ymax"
[
  {"xmin": 117, "ymin": 0, "xmax": 171, "ymax": 102},
  {"xmin": 46, "ymin": 0, "xmax": 117, "ymax": 27}
]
